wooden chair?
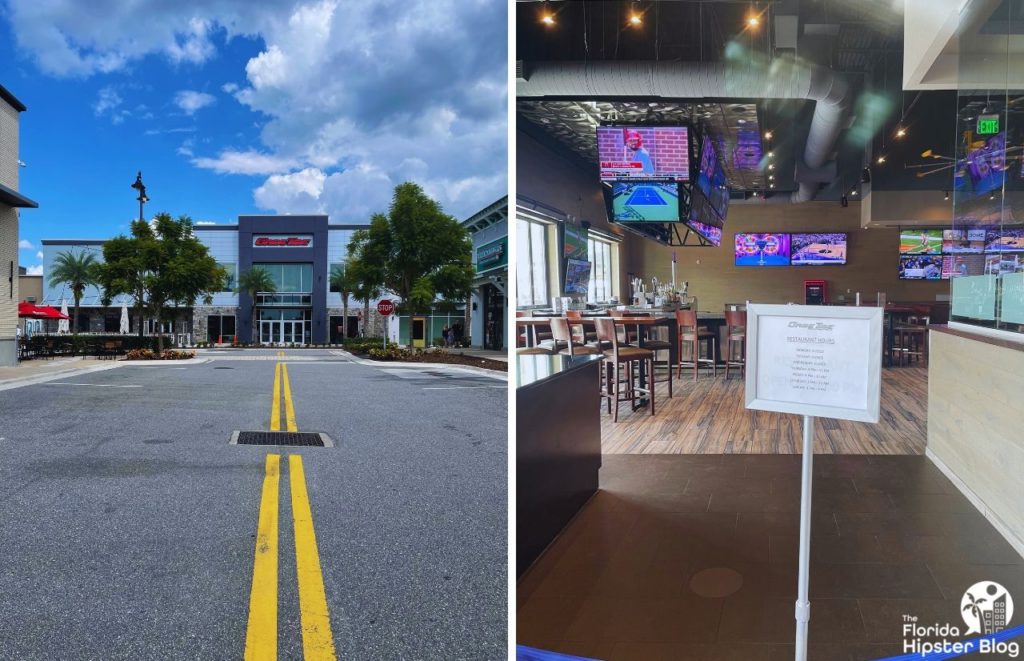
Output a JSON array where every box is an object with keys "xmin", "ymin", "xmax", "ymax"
[
  {"xmin": 550, "ymin": 318, "xmax": 601, "ymax": 356},
  {"xmin": 596, "ymin": 318, "xmax": 654, "ymax": 422},
  {"xmin": 724, "ymin": 310, "xmax": 747, "ymax": 379},
  {"xmin": 565, "ymin": 310, "xmax": 597, "ymax": 344},
  {"xmin": 632, "ymin": 316, "xmax": 673, "ymax": 398},
  {"xmin": 675, "ymin": 309, "xmax": 716, "ymax": 381},
  {"xmin": 896, "ymin": 315, "xmax": 929, "ymax": 366}
]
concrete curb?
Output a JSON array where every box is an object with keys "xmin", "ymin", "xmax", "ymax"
[
  {"xmin": 339, "ymin": 350, "xmax": 508, "ymax": 381},
  {"xmin": 119, "ymin": 358, "xmax": 210, "ymax": 366}
]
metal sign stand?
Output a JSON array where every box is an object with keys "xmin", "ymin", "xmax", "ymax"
[{"xmin": 795, "ymin": 414, "xmax": 814, "ymax": 661}]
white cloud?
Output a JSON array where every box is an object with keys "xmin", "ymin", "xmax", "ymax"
[
  {"xmin": 25, "ymin": 265, "xmax": 43, "ymax": 276},
  {"xmin": 174, "ymin": 90, "xmax": 216, "ymax": 115},
  {"xmin": 93, "ymin": 85, "xmax": 129, "ymax": 123},
  {"xmin": 191, "ymin": 149, "xmax": 300, "ymax": 175},
  {"xmin": 36, "ymin": 251, "xmax": 44, "ymax": 261},
  {"xmin": 144, "ymin": 127, "xmax": 197, "ymax": 136},
  {"xmin": 18, "ymin": 239, "xmax": 34, "ymax": 249},
  {"xmin": 222, "ymin": 82, "xmax": 239, "ymax": 93}
]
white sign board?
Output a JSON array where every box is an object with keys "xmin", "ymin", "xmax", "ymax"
[{"xmin": 745, "ymin": 304, "xmax": 882, "ymax": 423}]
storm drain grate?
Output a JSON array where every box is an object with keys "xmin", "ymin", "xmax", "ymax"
[{"xmin": 230, "ymin": 431, "xmax": 332, "ymax": 447}]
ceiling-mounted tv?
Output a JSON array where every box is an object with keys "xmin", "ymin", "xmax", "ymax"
[
  {"xmin": 734, "ymin": 233, "xmax": 791, "ymax": 266},
  {"xmin": 791, "ymin": 233, "xmax": 847, "ymax": 265},
  {"xmin": 695, "ymin": 134, "xmax": 729, "ymax": 221},
  {"xmin": 687, "ymin": 220, "xmax": 722, "ymax": 246},
  {"xmin": 597, "ymin": 126, "xmax": 690, "ymax": 182},
  {"xmin": 611, "ymin": 181, "xmax": 680, "ymax": 222}
]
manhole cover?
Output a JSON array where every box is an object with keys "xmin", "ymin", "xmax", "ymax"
[
  {"xmin": 214, "ymin": 366, "xmax": 233, "ymax": 370},
  {"xmin": 689, "ymin": 568, "xmax": 744, "ymax": 598},
  {"xmin": 230, "ymin": 431, "xmax": 333, "ymax": 447},
  {"xmin": 142, "ymin": 438, "xmax": 173, "ymax": 445}
]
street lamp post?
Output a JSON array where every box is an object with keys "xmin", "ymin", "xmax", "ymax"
[
  {"xmin": 130, "ymin": 172, "xmax": 150, "ymax": 339},
  {"xmin": 130, "ymin": 171, "xmax": 149, "ymax": 222}
]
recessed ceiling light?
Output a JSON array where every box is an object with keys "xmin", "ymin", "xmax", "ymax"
[{"xmin": 764, "ymin": 131, "xmax": 773, "ymax": 140}]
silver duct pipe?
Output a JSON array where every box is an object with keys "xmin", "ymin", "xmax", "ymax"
[{"xmin": 517, "ymin": 59, "xmax": 851, "ymax": 203}]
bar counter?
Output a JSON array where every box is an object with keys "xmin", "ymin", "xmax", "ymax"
[{"xmin": 516, "ymin": 354, "xmax": 602, "ymax": 576}]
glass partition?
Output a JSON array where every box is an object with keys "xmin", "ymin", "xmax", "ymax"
[{"xmin": 950, "ymin": 1, "xmax": 1024, "ymax": 335}]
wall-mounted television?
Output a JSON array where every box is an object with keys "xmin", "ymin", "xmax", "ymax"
[
  {"xmin": 791, "ymin": 233, "xmax": 847, "ymax": 265},
  {"xmin": 985, "ymin": 228, "xmax": 1024, "ymax": 253},
  {"xmin": 942, "ymin": 229, "xmax": 985, "ymax": 254},
  {"xmin": 695, "ymin": 134, "xmax": 729, "ymax": 221},
  {"xmin": 899, "ymin": 229, "xmax": 943, "ymax": 255},
  {"xmin": 687, "ymin": 220, "xmax": 722, "ymax": 246},
  {"xmin": 564, "ymin": 258, "xmax": 592, "ymax": 295},
  {"xmin": 899, "ymin": 254, "xmax": 942, "ymax": 280},
  {"xmin": 942, "ymin": 254, "xmax": 987, "ymax": 279},
  {"xmin": 597, "ymin": 126, "xmax": 690, "ymax": 182},
  {"xmin": 611, "ymin": 181, "xmax": 680, "ymax": 222},
  {"xmin": 734, "ymin": 233, "xmax": 790, "ymax": 266}
]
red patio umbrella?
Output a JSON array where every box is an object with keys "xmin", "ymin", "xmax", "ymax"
[{"xmin": 17, "ymin": 302, "xmax": 69, "ymax": 319}]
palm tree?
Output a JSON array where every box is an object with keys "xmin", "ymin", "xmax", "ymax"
[
  {"xmin": 963, "ymin": 592, "xmax": 988, "ymax": 631},
  {"xmin": 49, "ymin": 251, "xmax": 99, "ymax": 334},
  {"xmin": 235, "ymin": 267, "xmax": 275, "ymax": 343},
  {"xmin": 329, "ymin": 262, "xmax": 358, "ymax": 340}
]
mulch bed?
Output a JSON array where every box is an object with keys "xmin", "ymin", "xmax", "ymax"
[{"xmin": 348, "ymin": 348, "xmax": 507, "ymax": 372}]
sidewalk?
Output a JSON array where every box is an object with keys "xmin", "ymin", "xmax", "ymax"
[
  {"xmin": 0, "ymin": 357, "xmax": 113, "ymax": 387},
  {"xmin": 448, "ymin": 347, "xmax": 508, "ymax": 363}
]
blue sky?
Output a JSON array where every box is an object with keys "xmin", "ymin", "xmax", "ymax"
[{"xmin": 1, "ymin": 0, "xmax": 507, "ymax": 275}]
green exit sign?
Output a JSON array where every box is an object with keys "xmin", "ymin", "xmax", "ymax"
[{"xmin": 978, "ymin": 114, "xmax": 1000, "ymax": 135}]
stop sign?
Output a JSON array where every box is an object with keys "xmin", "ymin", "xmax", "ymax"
[{"xmin": 377, "ymin": 300, "xmax": 395, "ymax": 316}]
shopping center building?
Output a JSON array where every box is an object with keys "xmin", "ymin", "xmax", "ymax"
[
  {"xmin": 41, "ymin": 215, "xmax": 380, "ymax": 345},
  {"xmin": 0, "ymin": 83, "xmax": 38, "ymax": 366},
  {"xmin": 465, "ymin": 196, "xmax": 508, "ymax": 350}
]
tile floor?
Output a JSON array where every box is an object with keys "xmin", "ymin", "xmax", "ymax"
[{"xmin": 517, "ymin": 454, "xmax": 1024, "ymax": 660}]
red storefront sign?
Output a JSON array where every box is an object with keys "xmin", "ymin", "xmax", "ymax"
[{"xmin": 253, "ymin": 235, "xmax": 313, "ymax": 247}]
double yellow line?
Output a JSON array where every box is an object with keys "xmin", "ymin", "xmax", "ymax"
[
  {"xmin": 246, "ymin": 363, "xmax": 336, "ymax": 660},
  {"xmin": 270, "ymin": 362, "xmax": 297, "ymax": 432}
]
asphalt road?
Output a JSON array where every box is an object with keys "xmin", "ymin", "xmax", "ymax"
[{"xmin": 0, "ymin": 350, "xmax": 507, "ymax": 660}]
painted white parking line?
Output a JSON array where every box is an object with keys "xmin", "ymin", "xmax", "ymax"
[{"xmin": 44, "ymin": 383, "xmax": 143, "ymax": 388}]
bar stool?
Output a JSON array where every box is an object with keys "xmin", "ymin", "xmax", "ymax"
[
  {"xmin": 724, "ymin": 310, "xmax": 747, "ymax": 379},
  {"xmin": 595, "ymin": 317, "xmax": 654, "ymax": 422},
  {"xmin": 896, "ymin": 315, "xmax": 929, "ymax": 366},
  {"xmin": 550, "ymin": 318, "xmax": 602, "ymax": 357},
  {"xmin": 634, "ymin": 317, "xmax": 673, "ymax": 398},
  {"xmin": 675, "ymin": 309, "xmax": 716, "ymax": 381},
  {"xmin": 566, "ymin": 309, "xmax": 597, "ymax": 344}
]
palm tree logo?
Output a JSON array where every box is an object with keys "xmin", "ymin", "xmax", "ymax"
[{"xmin": 961, "ymin": 581, "xmax": 1014, "ymax": 635}]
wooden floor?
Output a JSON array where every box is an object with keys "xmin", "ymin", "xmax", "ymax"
[{"xmin": 601, "ymin": 367, "xmax": 928, "ymax": 455}]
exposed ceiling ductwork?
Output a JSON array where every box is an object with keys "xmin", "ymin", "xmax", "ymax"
[{"xmin": 517, "ymin": 59, "xmax": 851, "ymax": 203}]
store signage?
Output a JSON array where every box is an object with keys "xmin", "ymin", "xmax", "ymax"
[
  {"xmin": 253, "ymin": 235, "xmax": 313, "ymax": 248},
  {"xmin": 476, "ymin": 238, "xmax": 507, "ymax": 273},
  {"xmin": 977, "ymin": 114, "xmax": 1000, "ymax": 135},
  {"xmin": 744, "ymin": 304, "xmax": 882, "ymax": 423}
]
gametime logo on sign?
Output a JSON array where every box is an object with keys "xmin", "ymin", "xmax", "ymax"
[{"xmin": 253, "ymin": 235, "xmax": 313, "ymax": 247}]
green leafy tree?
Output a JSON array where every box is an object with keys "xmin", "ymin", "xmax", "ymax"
[
  {"xmin": 347, "ymin": 182, "xmax": 473, "ymax": 315},
  {"xmin": 49, "ymin": 250, "xmax": 100, "ymax": 334},
  {"xmin": 236, "ymin": 267, "xmax": 276, "ymax": 343},
  {"xmin": 329, "ymin": 262, "xmax": 359, "ymax": 340},
  {"xmin": 96, "ymin": 214, "xmax": 227, "ymax": 352}
]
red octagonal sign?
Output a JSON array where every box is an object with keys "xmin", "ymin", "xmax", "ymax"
[{"xmin": 377, "ymin": 300, "xmax": 395, "ymax": 316}]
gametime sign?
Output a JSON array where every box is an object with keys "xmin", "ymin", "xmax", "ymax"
[{"xmin": 253, "ymin": 235, "xmax": 314, "ymax": 248}]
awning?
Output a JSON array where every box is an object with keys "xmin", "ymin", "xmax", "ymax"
[
  {"xmin": 17, "ymin": 302, "xmax": 68, "ymax": 319},
  {"xmin": 0, "ymin": 182, "xmax": 38, "ymax": 209}
]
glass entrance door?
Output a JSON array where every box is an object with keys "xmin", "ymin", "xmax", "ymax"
[{"xmin": 257, "ymin": 318, "xmax": 310, "ymax": 345}]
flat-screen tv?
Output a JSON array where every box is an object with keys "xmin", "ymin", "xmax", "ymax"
[
  {"xmin": 942, "ymin": 229, "xmax": 985, "ymax": 254},
  {"xmin": 734, "ymin": 233, "xmax": 791, "ymax": 266},
  {"xmin": 695, "ymin": 135, "xmax": 729, "ymax": 220},
  {"xmin": 985, "ymin": 228, "xmax": 1024, "ymax": 253},
  {"xmin": 942, "ymin": 254, "xmax": 987, "ymax": 279},
  {"xmin": 791, "ymin": 233, "xmax": 847, "ymax": 265},
  {"xmin": 955, "ymin": 132, "xmax": 1006, "ymax": 196},
  {"xmin": 611, "ymin": 181, "xmax": 680, "ymax": 222},
  {"xmin": 899, "ymin": 254, "xmax": 942, "ymax": 280},
  {"xmin": 687, "ymin": 220, "xmax": 722, "ymax": 246},
  {"xmin": 899, "ymin": 229, "xmax": 943, "ymax": 255},
  {"xmin": 564, "ymin": 258, "xmax": 592, "ymax": 295},
  {"xmin": 597, "ymin": 126, "xmax": 690, "ymax": 182}
]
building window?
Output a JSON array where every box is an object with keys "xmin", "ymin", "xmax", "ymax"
[
  {"xmin": 517, "ymin": 217, "xmax": 549, "ymax": 307},
  {"xmin": 220, "ymin": 263, "xmax": 236, "ymax": 292},
  {"xmin": 207, "ymin": 315, "xmax": 236, "ymax": 343},
  {"xmin": 587, "ymin": 237, "xmax": 615, "ymax": 304},
  {"xmin": 254, "ymin": 263, "xmax": 314, "ymax": 293}
]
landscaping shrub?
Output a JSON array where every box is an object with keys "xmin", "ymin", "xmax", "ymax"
[
  {"xmin": 341, "ymin": 337, "xmax": 385, "ymax": 354},
  {"xmin": 125, "ymin": 348, "xmax": 195, "ymax": 360},
  {"xmin": 367, "ymin": 345, "xmax": 413, "ymax": 361}
]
